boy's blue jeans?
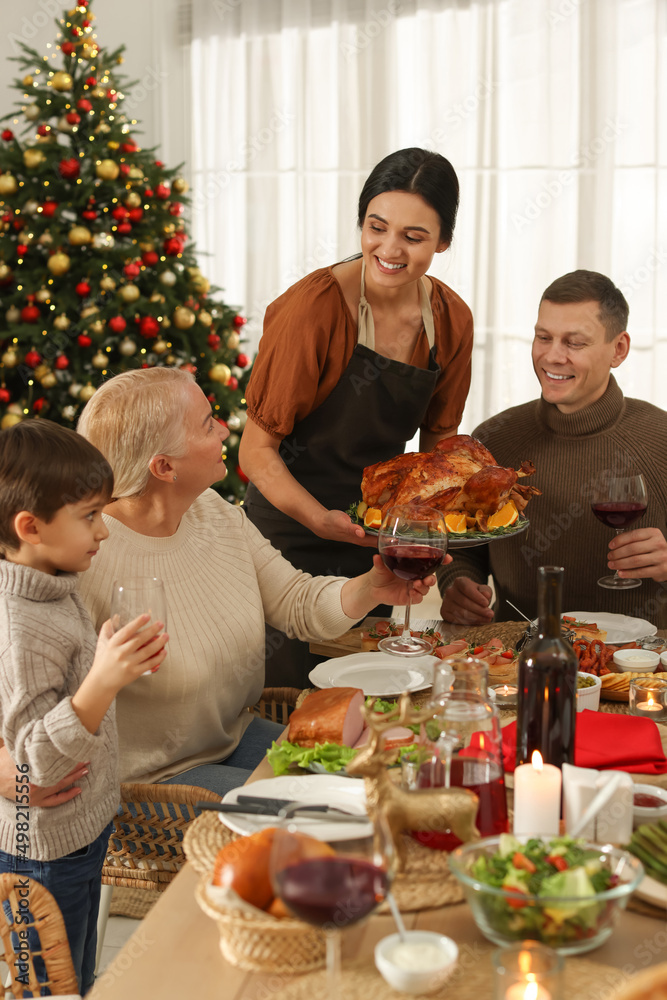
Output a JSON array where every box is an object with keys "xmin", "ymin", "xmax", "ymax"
[{"xmin": 0, "ymin": 821, "xmax": 113, "ymax": 996}]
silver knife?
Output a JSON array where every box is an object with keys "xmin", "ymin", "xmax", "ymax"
[{"xmin": 196, "ymin": 801, "xmax": 369, "ymax": 822}]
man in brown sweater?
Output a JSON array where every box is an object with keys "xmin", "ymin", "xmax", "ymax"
[{"xmin": 439, "ymin": 270, "xmax": 667, "ymax": 628}]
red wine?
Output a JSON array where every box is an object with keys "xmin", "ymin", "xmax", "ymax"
[
  {"xmin": 275, "ymin": 856, "xmax": 389, "ymax": 927},
  {"xmin": 410, "ymin": 756, "xmax": 508, "ymax": 851},
  {"xmin": 380, "ymin": 543, "xmax": 444, "ymax": 581},
  {"xmin": 591, "ymin": 502, "xmax": 647, "ymax": 529},
  {"xmin": 516, "ymin": 567, "xmax": 578, "ymax": 769}
]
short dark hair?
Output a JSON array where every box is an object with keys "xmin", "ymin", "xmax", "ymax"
[
  {"xmin": 357, "ymin": 148, "xmax": 460, "ymax": 244},
  {"xmin": 540, "ymin": 270, "xmax": 629, "ymax": 341},
  {"xmin": 0, "ymin": 420, "xmax": 114, "ymax": 554}
]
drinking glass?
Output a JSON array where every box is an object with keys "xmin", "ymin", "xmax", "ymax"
[
  {"xmin": 270, "ymin": 818, "xmax": 394, "ymax": 1000},
  {"xmin": 377, "ymin": 505, "xmax": 448, "ymax": 656},
  {"xmin": 110, "ymin": 578, "xmax": 167, "ymax": 674},
  {"xmin": 590, "ymin": 474, "xmax": 647, "ymax": 589}
]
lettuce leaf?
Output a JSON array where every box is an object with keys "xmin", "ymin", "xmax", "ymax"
[{"xmin": 266, "ymin": 740, "xmax": 359, "ymax": 776}]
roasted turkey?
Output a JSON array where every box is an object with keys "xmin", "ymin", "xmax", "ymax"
[{"xmin": 361, "ymin": 434, "xmax": 540, "ymax": 527}]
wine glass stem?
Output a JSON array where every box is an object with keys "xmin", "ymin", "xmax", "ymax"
[
  {"xmin": 402, "ymin": 582, "xmax": 413, "ymax": 638},
  {"xmin": 611, "ymin": 528, "xmax": 624, "ymax": 579},
  {"xmin": 325, "ymin": 928, "xmax": 342, "ymax": 1000}
]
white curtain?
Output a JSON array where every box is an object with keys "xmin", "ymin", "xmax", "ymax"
[{"xmin": 188, "ymin": 0, "xmax": 667, "ymax": 432}]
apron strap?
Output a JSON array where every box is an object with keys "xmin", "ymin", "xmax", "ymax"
[{"xmin": 357, "ymin": 260, "xmax": 436, "ymax": 351}]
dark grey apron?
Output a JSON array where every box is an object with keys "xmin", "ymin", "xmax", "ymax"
[{"xmin": 244, "ymin": 264, "xmax": 441, "ymax": 687}]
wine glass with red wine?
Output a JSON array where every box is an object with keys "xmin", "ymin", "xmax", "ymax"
[
  {"xmin": 591, "ymin": 473, "xmax": 648, "ymax": 589},
  {"xmin": 270, "ymin": 821, "xmax": 394, "ymax": 999},
  {"xmin": 377, "ymin": 505, "xmax": 448, "ymax": 656}
]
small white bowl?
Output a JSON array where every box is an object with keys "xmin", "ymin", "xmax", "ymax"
[
  {"xmin": 375, "ymin": 931, "xmax": 458, "ymax": 995},
  {"xmin": 613, "ymin": 649, "xmax": 660, "ymax": 673},
  {"xmin": 577, "ymin": 671, "xmax": 601, "ymax": 712},
  {"xmin": 661, "ymin": 650, "xmax": 667, "ymax": 669},
  {"xmin": 633, "ymin": 783, "xmax": 667, "ymax": 828}
]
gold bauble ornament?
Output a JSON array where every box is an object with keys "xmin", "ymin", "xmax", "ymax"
[
  {"xmin": 89, "ymin": 320, "xmax": 105, "ymax": 336},
  {"xmin": 165, "ymin": 354, "xmax": 176, "ymax": 365},
  {"xmin": 40, "ymin": 371, "xmax": 57, "ymax": 388},
  {"xmin": 23, "ymin": 104, "xmax": 41, "ymax": 121},
  {"xmin": 107, "ymin": 140, "xmax": 119, "ymax": 151},
  {"xmin": 23, "ymin": 148, "xmax": 45, "ymax": 169},
  {"xmin": 36, "ymin": 132, "xmax": 55, "ymax": 145},
  {"xmin": 119, "ymin": 337, "xmax": 137, "ymax": 356},
  {"xmin": 38, "ymin": 232, "xmax": 53, "ymax": 247},
  {"xmin": 0, "ymin": 173, "xmax": 18, "ymax": 196},
  {"xmin": 149, "ymin": 292, "xmax": 165, "ymax": 304},
  {"xmin": 0, "ymin": 413, "xmax": 22, "ymax": 429},
  {"xmin": 80, "ymin": 41, "xmax": 99, "ymax": 60},
  {"xmin": 23, "ymin": 199, "xmax": 39, "ymax": 216},
  {"xmin": 91, "ymin": 351, "xmax": 107, "ymax": 369},
  {"xmin": 209, "ymin": 363, "xmax": 231, "ymax": 385},
  {"xmin": 5, "ymin": 306, "xmax": 20, "ymax": 324},
  {"xmin": 91, "ymin": 87, "xmax": 105, "ymax": 99},
  {"xmin": 95, "ymin": 159, "xmax": 120, "ymax": 181},
  {"xmin": 0, "ymin": 263, "xmax": 13, "ymax": 282},
  {"xmin": 100, "ymin": 275, "xmax": 117, "ymax": 292},
  {"xmin": 128, "ymin": 167, "xmax": 144, "ymax": 180},
  {"xmin": 47, "ymin": 252, "xmax": 71, "ymax": 276},
  {"xmin": 172, "ymin": 177, "xmax": 189, "ymax": 194},
  {"xmin": 124, "ymin": 191, "xmax": 142, "ymax": 208},
  {"xmin": 23, "ymin": 75, "xmax": 33, "ymax": 87},
  {"xmin": 53, "ymin": 313, "xmax": 71, "ymax": 331},
  {"xmin": 199, "ymin": 310, "xmax": 213, "ymax": 328},
  {"xmin": 153, "ymin": 340, "xmax": 168, "ymax": 354},
  {"xmin": 92, "ymin": 232, "xmax": 115, "ymax": 250},
  {"xmin": 119, "ymin": 283, "xmax": 140, "ymax": 304},
  {"xmin": 79, "ymin": 384, "xmax": 96, "ymax": 402},
  {"xmin": 187, "ymin": 268, "xmax": 210, "ymax": 295},
  {"xmin": 159, "ymin": 270, "xmax": 176, "ymax": 287},
  {"xmin": 173, "ymin": 306, "xmax": 195, "ymax": 330},
  {"xmin": 51, "ymin": 72, "xmax": 73, "ymax": 91},
  {"xmin": 80, "ymin": 305, "xmax": 99, "ymax": 319},
  {"xmin": 139, "ymin": 241, "xmax": 155, "ymax": 253},
  {"xmin": 68, "ymin": 382, "xmax": 82, "ymax": 398},
  {"xmin": 162, "ymin": 223, "xmax": 176, "ymax": 236},
  {"xmin": 95, "ymin": 122, "xmax": 111, "ymax": 135},
  {"xmin": 34, "ymin": 364, "xmax": 49, "ymax": 380},
  {"xmin": 56, "ymin": 115, "xmax": 75, "ymax": 134},
  {"xmin": 161, "ymin": 318, "xmax": 171, "ymax": 329},
  {"xmin": 1, "ymin": 350, "xmax": 19, "ymax": 368},
  {"xmin": 35, "ymin": 288, "xmax": 50, "ymax": 303},
  {"xmin": 227, "ymin": 331, "xmax": 240, "ymax": 350},
  {"xmin": 68, "ymin": 225, "xmax": 92, "ymax": 246}
]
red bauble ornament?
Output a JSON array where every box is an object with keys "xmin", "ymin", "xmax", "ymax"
[
  {"xmin": 233, "ymin": 315, "xmax": 247, "ymax": 327},
  {"xmin": 119, "ymin": 164, "xmax": 131, "ymax": 177},
  {"xmin": 117, "ymin": 222, "xmax": 132, "ymax": 234},
  {"xmin": 37, "ymin": 124, "xmax": 50, "ymax": 136},
  {"xmin": 144, "ymin": 188, "xmax": 154, "ymax": 198},
  {"xmin": 0, "ymin": 388, "xmax": 10, "ymax": 404},
  {"xmin": 236, "ymin": 353, "xmax": 250, "ymax": 368},
  {"xmin": 2, "ymin": 213, "xmax": 11, "ymax": 223},
  {"xmin": 82, "ymin": 19, "xmax": 91, "ymax": 27},
  {"xmin": 163, "ymin": 237, "xmax": 183, "ymax": 256},
  {"xmin": 108, "ymin": 316, "xmax": 127, "ymax": 333},
  {"xmin": 236, "ymin": 465, "xmax": 249, "ymax": 485},
  {"xmin": 182, "ymin": 363, "xmax": 197, "ymax": 375},
  {"xmin": 21, "ymin": 306, "xmax": 40, "ymax": 324},
  {"xmin": 155, "ymin": 183, "xmax": 170, "ymax": 200},
  {"xmin": 77, "ymin": 98, "xmax": 93, "ymax": 113},
  {"xmin": 86, "ymin": 75, "xmax": 97, "ymax": 86},
  {"xmin": 24, "ymin": 349, "xmax": 41, "ymax": 367},
  {"xmin": 61, "ymin": 41, "xmax": 76, "ymax": 55},
  {"xmin": 41, "ymin": 200, "xmax": 57, "ymax": 217},
  {"xmin": 123, "ymin": 261, "xmax": 141, "ymax": 279},
  {"xmin": 66, "ymin": 111, "xmax": 81, "ymax": 125},
  {"xmin": 1, "ymin": 129, "xmax": 14, "ymax": 141},
  {"xmin": 33, "ymin": 397, "xmax": 47, "ymax": 413},
  {"xmin": 207, "ymin": 394, "xmax": 215, "ymax": 402},
  {"xmin": 141, "ymin": 251, "xmax": 158, "ymax": 267},
  {"xmin": 128, "ymin": 208, "xmax": 143, "ymax": 223},
  {"xmin": 107, "ymin": 89, "xmax": 117, "ymax": 101},
  {"xmin": 207, "ymin": 333, "xmax": 221, "ymax": 349},
  {"xmin": 82, "ymin": 209, "xmax": 97, "ymax": 220},
  {"xmin": 54, "ymin": 355, "xmax": 69, "ymax": 370},
  {"xmin": 17, "ymin": 244, "xmax": 28, "ymax": 256},
  {"xmin": 227, "ymin": 376, "xmax": 238, "ymax": 390},
  {"xmin": 169, "ymin": 202, "xmax": 182, "ymax": 216},
  {"xmin": 59, "ymin": 158, "xmax": 80, "ymax": 180},
  {"xmin": 121, "ymin": 141, "xmax": 137, "ymax": 154},
  {"xmin": 75, "ymin": 281, "xmax": 91, "ymax": 297},
  {"xmin": 12, "ymin": 220, "xmax": 23, "ymax": 231},
  {"xmin": 112, "ymin": 206, "xmax": 129, "ymax": 221},
  {"xmin": 77, "ymin": 334, "xmax": 92, "ymax": 347},
  {"xmin": 70, "ymin": 25, "xmax": 81, "ymax": 36},
  {"xmin": 139, "ymin": 316, "xmax": 160, "ymax": 339}
]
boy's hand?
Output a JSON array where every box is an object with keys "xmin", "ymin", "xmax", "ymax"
[{"xmin": 92, "ymin": 615, "xmax": 169, "ymax": 690}]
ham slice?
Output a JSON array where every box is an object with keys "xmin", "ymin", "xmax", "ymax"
[
  {"xmin": 434, "ymin": 639, "xmax": 469, "ymax": 660},
  {"xmin": 353, "ymin": 725, "xmax": 415, "ymax": 750},
  {"xmin": 287, "ymin": 687, "xmax": 364, "ymax": 748}
]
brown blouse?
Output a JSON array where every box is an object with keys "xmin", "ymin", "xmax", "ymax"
[{"xmin": 245, "ymin": 265, "xmax": 474, "ymax": 439}]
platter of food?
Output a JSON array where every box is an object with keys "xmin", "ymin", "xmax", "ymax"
[
  {"xmin": 348, "ymin": 503, "xmax": 530, "ymax": 548},
  {"xmin": 309, "ymin": 651, "xmax": 437, "ymax": 696},
  {"xmin": 563, "ymin": 612, "xmax": 657, "ymax": 645},
  {"xmin": 599, "ymin": 671, "xmax": 667, "ymax": 702}
]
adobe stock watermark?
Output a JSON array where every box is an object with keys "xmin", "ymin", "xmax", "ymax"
[
  {"xmin": 620, "ymin": 246, "xmax": 667, "ymax": 301},
  {"xmin": 511, "ymin": 116, "xmax": 628, "ymax": 234},
  {"xmin": 122, "ymin": 67, "xmax": 169, "ymax": 113},
  {"xmin": 340, "ymin": 1, "xmax": 402, "ymax": 61},
  {"xmin": 548, "ymin": 0, "xmax": 585, "ymax": 27},
  {"xmin": 426, "ymin": 78, "xmax": 498, "ymax": 140},
  {"xmin": 6, "ymin": 0, "xmax": 62, "ymax": 53}
]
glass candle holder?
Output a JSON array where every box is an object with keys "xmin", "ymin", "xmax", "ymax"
[
  {"xmin": 491, "ymin": 682, "xmax": 519, "ymax": 706},
  {"xmin": 629, "ymin": 677, "xmax": 667, "ymax": 721},
  {"xmin": 492, "ymin": 941, "xmax": 564, "ymax": 1000}
]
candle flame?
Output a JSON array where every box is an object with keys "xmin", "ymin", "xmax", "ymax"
[
  {"xmin": 648, "ymin": 695, "xmax": 655, "ymax": 707},
  {"xmin": 524, "ymin": 983, "xmax": 539, "ymax": 1000},
  {"xmin": 518, "ymin": 952, "xmax": 532, "ymax": 975},
  {"xmin": 531, "ymin": 750, "xmax": 543, "ymax": 772},
  {"xmin": 502, "ymin": 685, "xmax": 509, "ymax": 695}
]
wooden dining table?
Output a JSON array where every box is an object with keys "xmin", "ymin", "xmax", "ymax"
[{"xmin": 89, "ymin": 620, "xmax": 667, "ymax": 999}]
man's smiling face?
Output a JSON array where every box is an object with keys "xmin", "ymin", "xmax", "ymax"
[{"xmin": 531, "ymin": 299, "xmax": 630, "ymax": 413}]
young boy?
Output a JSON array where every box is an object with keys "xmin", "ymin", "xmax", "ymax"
[{"xmin": 0, "ymin": 420, "xmax": 168, "ymax": 995}]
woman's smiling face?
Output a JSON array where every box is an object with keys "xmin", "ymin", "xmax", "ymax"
[{"xmin": 360, "ymin": 190, "xmax": 448, "ymax": 289}]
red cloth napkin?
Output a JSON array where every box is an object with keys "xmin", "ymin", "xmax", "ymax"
[{"xmin": 501, "ymin": 710, "xmax": 667, "ymax": 775}]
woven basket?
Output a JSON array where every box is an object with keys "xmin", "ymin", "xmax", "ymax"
[{"xmin": 195, "ymin": 876, "xmax": 325, "ymax": 973}]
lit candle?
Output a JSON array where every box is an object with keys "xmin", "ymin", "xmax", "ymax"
[
  {"xmin": 513, "ymin": 751, "xmax": 562, "ymax": 837},
  {"xmin": 493, "ymin": 684, "xmax": 518, "ymax": 703},
  {"xmin": 636, "ymin": 696, "xmax": 661, "ymax": 713},
  {"xmin": 505, "ymin": 980, "xmax": 551, "ymax": 1000}
]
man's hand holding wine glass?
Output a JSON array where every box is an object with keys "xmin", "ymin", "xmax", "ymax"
[{"xmin": 607, "ymin": 527, "xmax": 667, "ymax": 583}]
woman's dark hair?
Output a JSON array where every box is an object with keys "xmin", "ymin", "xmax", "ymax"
[
  {"xmin": 357, "ymin": 148, "xmax": 460, "ymax": 244},
  {"xmin": 0, "ymin": 419, "xmax": 113, "ymax": 554}
]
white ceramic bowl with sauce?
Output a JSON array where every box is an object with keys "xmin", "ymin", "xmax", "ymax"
[
  {"xmin": 374, "ymin": 931, "xmax": 458, "ymax": 995},
  {"xmin": 576, "ymin": 671, "xmax": 601, "ymax": 712},
  {"xmin": 632, "ymin": 783, "xmax": 667, "ymax": 828},
  {"xmin": 612, "ymin": 649, "xmax": 660, "ymax": 673}
]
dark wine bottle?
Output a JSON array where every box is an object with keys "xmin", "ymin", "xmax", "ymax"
[{"xmin": 516, "ymin": 566, "xmax": 578, "ymax": 768}]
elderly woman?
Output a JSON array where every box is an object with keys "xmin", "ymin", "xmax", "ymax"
[{"xmin": 42, "ymin": 366, "xmax": 444, "ymax": 796}]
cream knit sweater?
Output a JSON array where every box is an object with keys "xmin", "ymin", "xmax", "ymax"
[
  {"xmin": 0, "ymin": 562, "xmax": 118, "ymax": 860},
  {"xmin": 78, "ymin": 490, "xmax": 358, "ymax": 782}
]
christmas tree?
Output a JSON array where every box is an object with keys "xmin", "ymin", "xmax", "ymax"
[{"xmin": 0, "ymin": 1, "xmax": 251, "ymax": 501}]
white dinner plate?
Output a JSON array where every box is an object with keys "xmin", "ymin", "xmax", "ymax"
[
  {"xmin": 218, "ymin": 774, "xmax": 371, "ymax": 842},
  {"xmin": 308, "ymin": 651, "xmax": 438, "ymax": 696},
  {"xmin": 634, "ymin": 873, "xmax": 667, "ymax": 910},
  {"xmin": 563, "ymin": 612, "xmax": 657, "ymax": 645}
]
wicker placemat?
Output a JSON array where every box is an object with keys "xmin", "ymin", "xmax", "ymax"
[{"xmin": 271, "ymin": 951, "xmax": 625, "ymax": 1000}]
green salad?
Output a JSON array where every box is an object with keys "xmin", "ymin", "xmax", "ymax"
[{"xmin": 468, "ymin": 834, "xmax": 619, "ymax": 947}]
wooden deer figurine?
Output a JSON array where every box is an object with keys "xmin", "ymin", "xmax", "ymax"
[{"xmin": 346, "ymin": 693, "xmax": 479, "ymax": 868}]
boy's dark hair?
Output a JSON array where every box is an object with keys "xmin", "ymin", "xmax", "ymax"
[
  {"xmin": 0, "ymin": 420, "xmax": 114, "ymax": 554},
  {"xmin": 540, "ymin": 270, "xmax": 629, "ymax": 341}
]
